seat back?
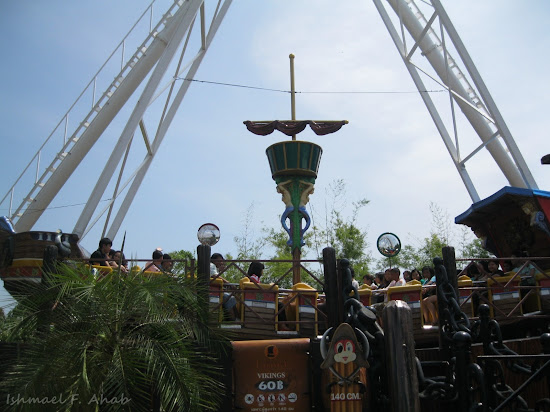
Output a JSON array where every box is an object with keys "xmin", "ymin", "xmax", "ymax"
[
  {"xmin": 240, "ymin": 279, "xmax": 279, "ymax": 332},
  {"xmin": 387, "ymin": 283, "xmax": 424, "ymax": 328},
  {"xmin": 357, "ymin": 284, "xmax": 372, "ymax": 307},
  {"xmin": 457, "ymin": 275, "xmax": 474, "ymax": 318},
  {"xmin": 291, "ymin": 282, "xmax": 318, "ymax": 336},
  {"xmin": 209, "ymin": 277, "xmax": 225, "ymax": 322},
  {"xmin": 487, "ymin": 274, "xmax": 521, "ymax": 319}
]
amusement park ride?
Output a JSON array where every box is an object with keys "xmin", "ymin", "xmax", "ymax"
[{"xmin": 1, "ymin": 0, "xmax": 550, "ymax": 411}]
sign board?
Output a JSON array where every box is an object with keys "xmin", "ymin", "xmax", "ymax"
[{"xmin": 232, "ymin": 338, "xmax": 310, "ymax": 411}]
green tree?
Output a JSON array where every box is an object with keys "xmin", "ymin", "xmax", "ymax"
[
  {"xmin": 375, "ymin": 202, "xmax": 493, "ymax": 271},
  {"xmin": 167, "ymin": 249, "xmax": 195, "ymax": 274},
  {"xmin": 261, "ymin": 226, "xmax": 295, "ymax": 288},
  {"xmin": 377, "ymin": 244, "xmax": 419, "ymax": 272},
  {"xmin": 417, "ymin": 232, "xmax": 447, "ymax": 267},
  {"xmin": 233, "ymin": 203, "xmax": 266, "ymax": 260},
  {"xmin": 233, "ymin": 180, "xmax": 371, "ymax": 284},
  {"xmin": 0, "ymin": 264, "xmax": 228, "ymax": 412},
  {"xmin": 259, "ymin": 226, "xmax": 322, "ymax": 289},
  {"xmin": 457, "ymin": 225, "xmax": 491, "ymax": 262},
  {"xmin": 310, "ymin": 179, "xmax": 372, "ymax": 274}
]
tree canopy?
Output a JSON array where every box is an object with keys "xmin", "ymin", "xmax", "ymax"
[{"xmin": 374, "ymin": 202, "xmax": 489, "ymax": 272}]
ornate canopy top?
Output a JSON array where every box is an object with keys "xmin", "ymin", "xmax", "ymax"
[{"xmin": 244, "ymin": 120, "xmax": 348, "ymax": 137}]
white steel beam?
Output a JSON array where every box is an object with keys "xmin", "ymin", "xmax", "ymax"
[
  {"xmin": 106, "ymin": 0, "xmax": 233, "ymax": 240},
  {"xmin": 374, "ymin": 0, "xmax": 538, "ymax": 199},
  {"xmin": 430, "ymin": 0, "xmax": 538, "ymax": 190},
  {"xmin": 12, "ymin": 2, "xmax": 186, "ymax": 232},
  {"xmin": 373, "ymin": 0, "xmax": 480, "ymax": 202},
  {"xmin": 73, "ymin": 0, "xmax": 203, "ymax": 237}
]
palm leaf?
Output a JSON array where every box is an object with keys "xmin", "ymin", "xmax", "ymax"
[{"xmin": 0, "ymin": 262, "xmax": 229, "ymax": 411}]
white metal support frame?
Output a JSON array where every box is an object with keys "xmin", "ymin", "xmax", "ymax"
[
  {"xmin": 3, "ymin": 0, "xmax": 233, "ymax": 242},
  {"xmin": 105, "ymin": 0, "xmax": 232, "ymax": 241},
  {"xmin": 372, "ymin": 0, "xmax": 538, "ymax": 203},
  {"xmin": 73, "ymin": 0, "xmax": 203, "ymax": 238},
  {"xmin": 2, "ymin": 0, "xmax": 540, "ymax": 245}
]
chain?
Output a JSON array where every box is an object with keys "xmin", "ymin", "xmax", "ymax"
[{"xmin": 416, "ymin": 357, "xmax": 456, "ymax": 401}]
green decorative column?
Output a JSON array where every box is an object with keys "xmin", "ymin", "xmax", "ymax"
[
  {"xmin": 245, "ymin": 55, "xmax": 348, "ymax": 285},
  {"xmin": 266, "ymin": 140, "xmax": 322, "ymax": 284}
]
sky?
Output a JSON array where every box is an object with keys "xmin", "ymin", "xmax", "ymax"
[{"xmin": 1, "ymin": 0, "xmax": 549, "ymax": 311}]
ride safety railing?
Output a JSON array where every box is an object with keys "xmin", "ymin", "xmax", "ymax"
[
  {"xmin": 172, "ymin": 256, "xmax": 329, "ymax": 338},
  {"xmin": 455, "ymin": 256, "xmax": 550, "ymax": 322}
]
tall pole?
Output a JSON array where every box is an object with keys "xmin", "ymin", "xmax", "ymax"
[
  {"xmin": 289, "ymin": 54, "xmax": 301, "ymax": 284},
  {"xmin": 289, "ymin": 53, "xmax": 296, "ymax": 141},
  {"xmin": 250, "ymin": 55, "xmax": 347, "ymax": 286}
]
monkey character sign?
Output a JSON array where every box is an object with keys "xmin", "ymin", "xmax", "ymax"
[{"xmin": 320, "ymin": 323, "xmax": 370, "ymax": 411}]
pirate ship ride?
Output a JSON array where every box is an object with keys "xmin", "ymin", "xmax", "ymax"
[{"xmin": 1, "ymin": 1, "xmax": 550, "ymax": 410}]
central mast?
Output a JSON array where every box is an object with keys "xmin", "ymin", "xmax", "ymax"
[{"xmin": 244, "ymin": 54, "xmax": 348, "ymax": 284}]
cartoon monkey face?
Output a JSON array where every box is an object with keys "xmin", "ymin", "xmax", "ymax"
[
  {"xmin": 320, "ymin": 323, "xmax": 369, "ymax": 371},
  {"xmin": 333, "ymin": 339, "xmax": 356, "ymax": 364}
]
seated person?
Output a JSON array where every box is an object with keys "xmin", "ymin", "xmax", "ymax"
[
  {"xmin": 512, "ymin": 252, "xmax": 541, "ymax": 277},
  {"xmin": 376, "ymin": 268, "xmax": 406, "ymax": 302},
  {"xmin": 421, "ymin": 267, "xmax": 438, "ymax": 325},
  {"xmin": 475, "ymin": 258, "xmax": 504, "ymax": 281},
  {"xmin": 362, "ymin": 274, "xmax": 377, "ymax": 289},
  {"xmin": 247, "ymin": 261, "xmax": 264, "ymax": 283},
  {"xmin": 110, "ymin": 249, "xmax": 129, "ymax": 273},
  {"xmin": 376, "ymin": 268, "xmax": 405, "ymax": 290},
  {"xmin": 90, "ymin": 237, "xmax": 117, "ymax": 269},
  {"xmin": 211, "ymin": 253, "xmax": 226, "ymax": 276},
  {"xmin": 161, "ymin": 253, "xmax": 174, "ymax": 273},
  {"xmin": 372, "ymin": 271, "xmax": 389, "ymax": 303},
  {"xmin": 421, "ymin": 266, "xmax": 434, "ymax": 285},
  {"xmin": 501, "ymin": 260, "xmax": 513, "ymax": 273},
  {"xmin": 410, "ymin": 268, "xmax": 421, "ymax": 282},
  {"xmin": 114, "ymin": 250, "xmax": 128, "ymax": 269},
  {"xmin": 374, "ymin": 272, "xmax": 386, "ymax": 289},
  {"xmin": 423, "ymin": 292, "xmax": 438, "ymax": 326},
  {"xmin": 144, "ymin": 249, "xmax": 163, "ymax": 272},
  {"xmin": 245, "ymin": 260, "xmax": 289, "ymax": 329},
  {"xmin": 387, "ymin": 268, "xmax": 405, "ymax": 288},
  {"xmin": 511, "ymin": 252, "xmax": 541, "ymax": 298},
  {"xmin": 210, "ymin": 253, "xmax": 238, "ymax": 321}
]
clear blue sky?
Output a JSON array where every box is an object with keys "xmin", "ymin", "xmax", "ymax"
[{"xmin": 1, "ymin": 0, "xmax": 549, "ymax": 311}]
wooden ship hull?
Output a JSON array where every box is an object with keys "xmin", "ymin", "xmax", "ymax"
[{"xmin": 0, "ymin": 225, "xmax": 85, "ymax": 296}]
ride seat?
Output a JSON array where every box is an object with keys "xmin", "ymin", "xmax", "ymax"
[
  {"xmin": 357, "ymin": 284, "xmax": 372, "ymax": 307},
  {"xmin": 286, "ymin": 282, "xmax": 318, "ymax": 336},
  {"xmin": 239, "ymin": 278, "xmax": 279, "ymax": 332},
  {"xmin": 209, "ymin": 277, "xmax": 225, "ymax": 322},
  {"xmin": 457, "ymin": 275, "xmax": 474, "ymax": 318},
  {"xmin": 487, "ymin": 274, "xmax": 522, "ymax": 319},
  {"xmin": 386, "ymin": 283, "xmax": 424, "ymax": 329}
]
